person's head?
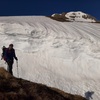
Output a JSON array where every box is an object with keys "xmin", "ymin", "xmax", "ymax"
[{"xmin": 9, "ymin": 44, "xmax": 13, "ymax": 50}]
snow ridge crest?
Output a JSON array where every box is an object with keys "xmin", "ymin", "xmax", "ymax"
[{"xmin": 50, "ymin": 11, "xmax": 97, "ymax": 22}]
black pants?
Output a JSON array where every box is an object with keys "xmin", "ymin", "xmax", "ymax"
[{"xmin": 7, "ymin": 60, "xmax": 13, "ymax": 75}]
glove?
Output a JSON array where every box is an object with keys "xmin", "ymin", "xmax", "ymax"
[{"xmin": 15, "ymin": 57, "xmax": 18, "ymax": 61}]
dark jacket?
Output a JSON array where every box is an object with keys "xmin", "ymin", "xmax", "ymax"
[{"xmin": 5, "ymin": 48, "xmax": 17, "ymax": 63}]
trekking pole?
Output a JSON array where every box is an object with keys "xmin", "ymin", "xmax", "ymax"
[{"xmin": 16, "ymin": 61, "xmax": 19, "ymax": 78}]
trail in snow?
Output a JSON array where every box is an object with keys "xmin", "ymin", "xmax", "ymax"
[{"xmin": 0, "ymin": 16, "xmax": 100, "ymax": 99}]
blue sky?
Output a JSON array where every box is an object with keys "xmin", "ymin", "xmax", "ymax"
[{"xmin": 0, "ymin": 0, "xmax": 100, "ymax": 20}]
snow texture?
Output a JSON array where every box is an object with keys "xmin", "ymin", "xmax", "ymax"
[
  {"xmin": 52, "ymin": 11, "xmax": 96, "ymax": 22},
  {"xmin": 65, "ymin": 11, "xmax": 96, "ymax": 22},
  {"xmin": 0, "ymin": 16, "xmax": 100, "ymax": 100}
]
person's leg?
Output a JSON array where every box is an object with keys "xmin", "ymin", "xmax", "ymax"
[
  {"xmin": 9, "ymin": 63, "xmax": 13, "ymax": 75},
  {"xmin": 7, "ymin": 61, "xmax": 10, "ymax": 72},
  {"xmin": 7, "ymin": 61, "xmax": 13, "ymax": 75}
]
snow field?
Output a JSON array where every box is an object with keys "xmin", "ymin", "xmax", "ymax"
[{"xmin": 0, "ymin": 16, "xmax": 100, "ymax": 99}]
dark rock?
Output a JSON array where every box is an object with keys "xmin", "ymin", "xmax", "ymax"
[{"xmin": 0, "ymin": 67, "xmax": 86, "ymax": 100}]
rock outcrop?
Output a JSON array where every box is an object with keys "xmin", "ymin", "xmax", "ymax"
[
  {"xmin": 49, "ymin": 11, "xmax": 97, "ymax": 22},
  {"xmin": 0, "ymin": 67, "xmax": 86, "ymax": 100}
]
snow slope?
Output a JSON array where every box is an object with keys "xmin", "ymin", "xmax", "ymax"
[{"xmin": 0, "ymin": 16, "xmax": 100, "ymax": 99}]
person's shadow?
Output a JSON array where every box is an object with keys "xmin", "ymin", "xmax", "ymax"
[{"xmin": 85, "ymin": 91, "xmax": 94, "ymax": 100}]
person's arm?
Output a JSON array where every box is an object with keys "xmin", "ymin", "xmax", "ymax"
[{"xmin": 13, "ymin": 49, "xmax": 18, "ymax": 60}]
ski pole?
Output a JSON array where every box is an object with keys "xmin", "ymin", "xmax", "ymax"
[{"xmin": 16, "ymin": 61, "xmax": 19, "ymax": 78}]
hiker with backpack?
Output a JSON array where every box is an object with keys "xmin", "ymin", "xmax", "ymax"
[{"xmin": 1, "ymin": 44, "xmax": 18, "ymax": 75}]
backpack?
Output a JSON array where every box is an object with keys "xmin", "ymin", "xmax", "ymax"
[{"xmin": 1, "ymin": 46, "xmax": 7, "ymax": 61}]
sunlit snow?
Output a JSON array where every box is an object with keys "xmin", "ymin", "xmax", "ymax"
[{"xmin": 0, "ymin": 16, "xmax": 100, "ymax": 100}]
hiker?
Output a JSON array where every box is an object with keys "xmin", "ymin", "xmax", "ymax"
[{"xmin": 3, "ymin": 44, "xmax": 18, "ymax": 75}]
